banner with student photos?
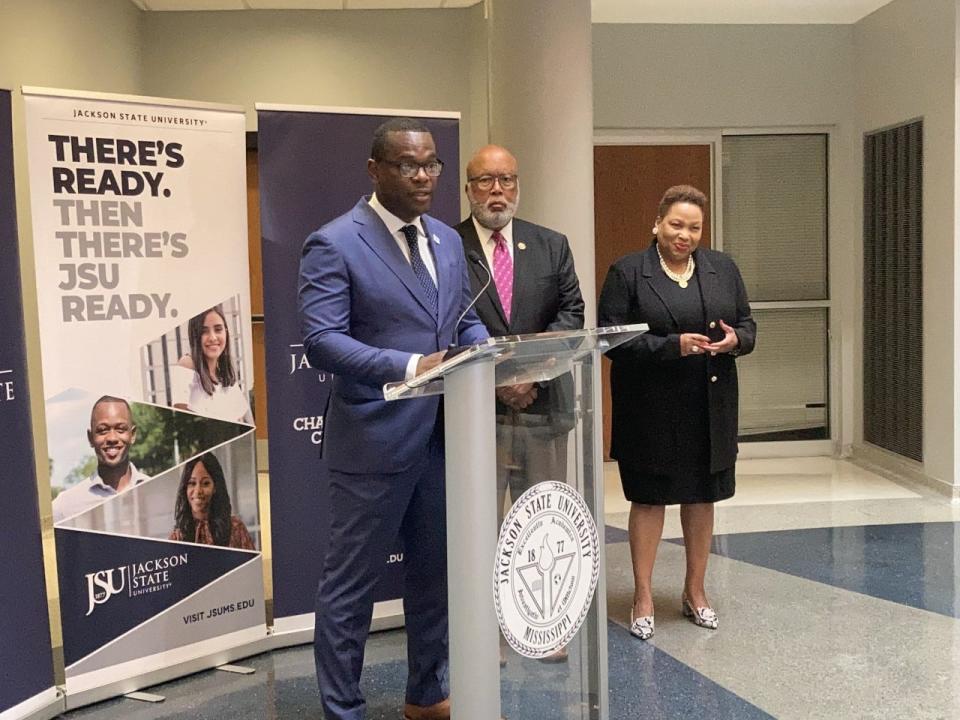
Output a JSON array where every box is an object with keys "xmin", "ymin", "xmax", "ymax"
[
  {"xmin": 0, "ymin": 88, "xmax": 60, "ymax": 720},
  {"xmin": 255, "ymin": 105, "xmax": 460, "ymax": 634},
  {"xmin": 23, "ymin": 87, "xmax": 264, "ymax": 703}
]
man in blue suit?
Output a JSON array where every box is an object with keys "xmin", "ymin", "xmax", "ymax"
[{"xmin": 298, "ymin": 117, "xmax": 489, "ymax": 720}]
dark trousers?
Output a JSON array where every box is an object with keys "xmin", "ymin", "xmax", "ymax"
[{"xmin": 314, "ymin": 431, "xmax": 449, "ymax": 720}]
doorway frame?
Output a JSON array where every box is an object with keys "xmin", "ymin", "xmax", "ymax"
[
  {"xmin": 593, "ymin": 126, "xmax": 839, "ymax": 459},
  {"xmin": 594, "ymin": 129, "xmax": 725, "ymax": 248}
]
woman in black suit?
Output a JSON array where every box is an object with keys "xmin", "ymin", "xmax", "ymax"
[{"xmin": 598, "ymin": 185, "xmax": 755, "ymax": 640}]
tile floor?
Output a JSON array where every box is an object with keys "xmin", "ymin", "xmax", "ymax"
[{"xmin": 60, "ymin": 457, "xmax": 960, "ymax": 719}]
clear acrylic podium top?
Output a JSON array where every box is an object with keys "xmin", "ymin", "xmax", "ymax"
[{"xmin": 383, "ymin": 324, "xmax": 648, "ymax": 401}]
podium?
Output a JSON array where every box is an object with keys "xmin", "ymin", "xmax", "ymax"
[{"xmin": 385, "ymin": 324, "xmax": 647, "ymax": 720}]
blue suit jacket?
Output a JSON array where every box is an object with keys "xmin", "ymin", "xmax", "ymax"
[{"xmin": 298, "ymin": 198, "xmax": 489, "ymax": 474}]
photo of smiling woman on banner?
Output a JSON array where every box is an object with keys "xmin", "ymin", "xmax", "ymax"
[
  {"xmin": 140, "ymin": 296, "xmax": 253, "ymax": 425},
  {"xmin": 169, "ymin": 451, "xmax": 254, "ymax": 550},
  {"xmin": 173, "ymin": 305, "xmax": 252, "ymax": 424}
]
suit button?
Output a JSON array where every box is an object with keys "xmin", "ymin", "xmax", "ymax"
[
  {"xmin": 710, "ymin": 375, "xmax": 718, "ymax": 383},
  {"xmin": 709, "ymin": 321, "xmax": 717, "ymax": 329}
]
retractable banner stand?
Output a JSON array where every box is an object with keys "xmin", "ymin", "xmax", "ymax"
[
  {"xmin": 22, "ymin": 88, "xmax": 267, "ymax": 707},
  {"xmin": 255, "ymin": 105, "xmax": 460, "ymax": 639},
  {"xmin": 0, "ymin": 89, "xmax": 61, "ymax": 720}
]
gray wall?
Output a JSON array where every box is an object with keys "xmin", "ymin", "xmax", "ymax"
[
  {"xmin": 592, "ymin": 22, "xmax": 859, "ymax": 453},
  {"xmin": 0, "ymin": 0, "xmax": 143, "ymax": 250},
  {"xmin": 140, "ymin": 6, "xmax": 489, "ymax": 201},
  {"xmin": 853, "ymin": 0, "xmax": 957, "ymax": 487},
  {"xmin": 488, "ymin": 0, "xmax": 596, "ymax": 322},
  {"xmin": 593, "ymin": 23, "xmax": 855, "ymax": 129}
]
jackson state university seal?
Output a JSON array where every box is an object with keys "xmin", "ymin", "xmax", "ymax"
[{"xmin": 493, "ymin": 481, "xmax": 600, "ymax": 658}]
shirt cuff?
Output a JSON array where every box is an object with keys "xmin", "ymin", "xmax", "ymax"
[{"xmin": 405, "ymin": 354, "xmax": 422, "ymax": 381}]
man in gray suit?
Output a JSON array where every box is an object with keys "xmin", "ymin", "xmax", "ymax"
[{"xmin": 455, "ymin": 144, "xmax": 585, "ymax": 518}]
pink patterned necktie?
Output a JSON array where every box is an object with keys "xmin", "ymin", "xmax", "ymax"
[{"xmin": 491, "ymin": 230, "xmax": 513, "ymax": 323}]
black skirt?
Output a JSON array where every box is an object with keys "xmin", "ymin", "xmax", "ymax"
[
  {"xmin": 618, "ymin": 461, "xmax": 735, "ymax": 505},
  {"xmin": 615, "ymin": 270, "xmax": 735, "ymax": 506},
  {"xmin": 617, "ymin": 358, "xmax": 735, "ymax": 505}
]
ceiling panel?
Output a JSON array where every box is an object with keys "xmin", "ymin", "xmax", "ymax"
[
  {"xmin": 344, "ymin": 0, "xmax": 442, "ymax": 8},
  {"xmin": 247, "ymin": 0, "xmax": 344, "ymax": 8},
  {"xmin": 591, "ymin": 0, "xmax": 895, "ymax": 24},
  {"xmin": 131, "ymin": 0, "xmax": 890, "ymax": 22},
  {"xmin": 142, "ymin": 0, "xmax": 246, "ymax": 9}
]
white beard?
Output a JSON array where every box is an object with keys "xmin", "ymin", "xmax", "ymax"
[{"xmin": 469, "ymin": 193, "xmax": 519, "ymax": 230}]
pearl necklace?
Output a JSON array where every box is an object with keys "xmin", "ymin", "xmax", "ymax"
[{"xmin": 657, "ymin": 245, "xmax": 695, "ymax": 289}]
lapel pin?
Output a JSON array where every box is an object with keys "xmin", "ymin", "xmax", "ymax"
[
  {"xmin": 432, "ymin": 234, "xmax": 440, "ymax": 244},
  {"xmin": 517, "ymin": 242, "xmax": 527, "ymax": 250}
]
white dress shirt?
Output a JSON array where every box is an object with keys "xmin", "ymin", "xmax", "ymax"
[
  {"xmin": 368, "ymin": 193, "xmax": 438, "ymax": 283},
  {"xmin": 171, "ymin": 365, "xmax": 252, "ymax": 424},
  {"xmin": 472, "ymin": 216, "xmax": 515, "ymax": 269},
  {"xmin": 367, "ymin": 194, "xmax": 438, "ymax": 380},
  {"xmin": 52, "ymin": 463, "xmax": 150, "ymax": 523}
]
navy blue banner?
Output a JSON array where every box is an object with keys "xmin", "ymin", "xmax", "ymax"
[
  {"xmin": 56, "ymin": 529, "xmax": 258, "ymax": 666},
  {"xmin": 257, "ymin": 109, "xmax": 460, "ymax": 622},
  {"xmin": 0, "ymin": 88, "xmax": 57, "ymax": 715}
]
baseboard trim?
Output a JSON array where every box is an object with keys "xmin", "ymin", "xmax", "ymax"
[{"xmin": 850, "ymin": 443, "xmax": 960, "ymax": 501}]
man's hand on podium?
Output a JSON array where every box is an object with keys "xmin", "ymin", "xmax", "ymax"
[
  {"xmin": 497, "ymin": 383, "xmax": 538, "ymax": 411},
  {"xmin": 416, "ymin": 351, "xmax": 448, "ymax": 377}
]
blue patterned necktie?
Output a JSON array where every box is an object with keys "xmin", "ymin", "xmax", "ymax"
[{"xmin": 401, "ymin": 224, "xmax": 438, "ymax": 315}]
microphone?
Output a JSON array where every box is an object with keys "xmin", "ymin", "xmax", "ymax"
[{"xmin": 447, "ymin": 251, "xmax": 492, "ymax": 356}]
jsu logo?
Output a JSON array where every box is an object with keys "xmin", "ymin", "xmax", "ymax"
[{"xmin": 85, "ymin": 566, "xmax": 128, "ymax": 616}]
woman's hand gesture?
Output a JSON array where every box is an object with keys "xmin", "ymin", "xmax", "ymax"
[
  {"xmin": 680, "ymin": 333, "xmax": 710, "ymax": 357},
  {"xmin": 702, "ymin": 320, "xmax": 740, "ymax": 355}
]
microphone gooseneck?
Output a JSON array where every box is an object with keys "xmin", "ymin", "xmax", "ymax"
[
  {"xmin": 453, "ymin": 251, "xmax": 492, "ymax": 332},
  {"xmin": 409, "ymin": 252, "xmax": 493, "ymax": 385}
]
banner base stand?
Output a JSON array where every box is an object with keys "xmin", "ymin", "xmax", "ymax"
[
  {"xmin": 270, "ymin": 599, "xmax": 405, "ymax": 651},
  {"xmin": 217, "ymin": 664, "xmax": 255, "ymax": 675},
  {"xmin": 65, "ymin": 632, "xmax": 272, "ymax": 712},
  {"xmin": 0, "ymin": 687, "xmax": 63, "ymax": 720},
  {"xmin": 123, "ymin": 691, "xmax": 165, "ymax": 703}
]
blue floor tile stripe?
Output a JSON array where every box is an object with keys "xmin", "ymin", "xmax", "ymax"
[
  {"xmin": 606, "ymin": 524, "xmax": 629, "ymax": 544},
  {"xmin": 63, "ymin": 622, "xmax": 773, "ymax": 720},
  {"xmin": 607, "ymin": 622, "xmax": 774, "ymax": 720},
  {"xmin": 666, "ymin": 522, "xmax": 960, "ymax": 619}
]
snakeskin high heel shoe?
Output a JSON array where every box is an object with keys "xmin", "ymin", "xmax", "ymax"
[
  {"xmin": 629, "ymin": 608, "xmax": 655, "ymax": 640},
  {"xmin": 681, "ymin": 594, "xmax": 718, "ymax": 630}
]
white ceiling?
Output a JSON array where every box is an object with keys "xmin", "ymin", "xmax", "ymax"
[
  {"xmin": 592, "ymin": 0, "xmax": 895, "ymax": 24},
  {"xmin": 129, "ymin": 0, "xmax": 896, "ymax": 24},
  {"xmin": 129, "ymin": 0, "xmax": 480, "ymax": 9}
]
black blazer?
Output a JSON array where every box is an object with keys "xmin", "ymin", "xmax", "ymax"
[
  {"xmin": 455, "ymin": 217, "xmax": 585, "ymax": 424},
  {"xmin": 598, "ymin": 244, "xmax": 756, "ymax": 474}
]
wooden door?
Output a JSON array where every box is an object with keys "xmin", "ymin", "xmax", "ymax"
[{"xmin": 593, "ymin": 145, "xmax": 713, "ymax": 458}]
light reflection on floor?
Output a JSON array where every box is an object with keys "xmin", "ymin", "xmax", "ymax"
[{"xmin": 62, "ymin": 458, "xmax": 960, "ymax": 719}]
